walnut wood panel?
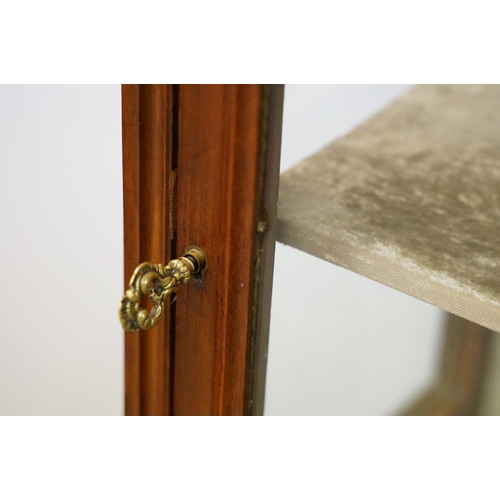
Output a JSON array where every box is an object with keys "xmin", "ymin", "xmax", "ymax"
[
  {"xmin": 122, "ymin": 84, "xmax": 283, "ymax": 416},
  {"xmin": 122, "ymin": 84, "xmax": 174, "ymax": 416},
  {"xmin": 173, "ymin": 85, "xmax": 284, "ymax": 415}
]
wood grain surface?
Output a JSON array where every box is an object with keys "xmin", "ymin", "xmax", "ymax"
[
  {"xmin": 122, "ymin": 84, "xmax": 174, "ymax": 416},
  {"xmin": 122, "ymin": 84, "xmax": 283, "ymax": 415},
  {"xmin": 173, "ymin": 85, "xmax": 283, "ymax": 415}
]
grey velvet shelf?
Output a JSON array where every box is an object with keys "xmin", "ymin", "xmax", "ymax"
[{"xmin": 277, "ymin": 85, "xmax": 500, "ymax": 332}]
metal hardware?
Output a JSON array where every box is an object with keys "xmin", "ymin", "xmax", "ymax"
[{"xmin": 119, "ymin": 245, "xmax": 207, "ymax": 332}]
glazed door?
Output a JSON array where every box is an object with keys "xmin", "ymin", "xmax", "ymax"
[{"xmin": 121, "ymin": 84, "xmax": 284, "ymax": 416}]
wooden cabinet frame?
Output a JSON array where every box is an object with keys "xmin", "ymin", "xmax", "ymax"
[
  {"xmin": 122, "ymin": 84, "xmax": 284, "ymax": 416},
  {"xmin": 122, "ymin": 84, "xmax": 492, "ymax": 416}
]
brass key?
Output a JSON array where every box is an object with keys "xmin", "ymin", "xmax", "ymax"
[{"xmin": 119, "ymin": 246, "xmax": 207, "ymax": 332}]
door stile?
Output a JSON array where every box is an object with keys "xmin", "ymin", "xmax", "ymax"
[
  {"xmin": 122, "ymin": 84, "xmax": 175, "ymax": 416},
  {"xmin": 122, "ymin": 84, "xmax": 283, "ymax": 416},
  {"xmin": 173, "ymin": 85, "xmax": 284, "ymax": 415}
]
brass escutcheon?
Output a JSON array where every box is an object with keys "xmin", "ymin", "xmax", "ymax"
[{"xmin": 119, "ymin": 245, "xmax": 207, "ymax": 332}]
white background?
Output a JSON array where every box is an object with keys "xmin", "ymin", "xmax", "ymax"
[
  {"xmin": 0, "ymin": 85, "xmax": 124, "ymax": 415},
  {"xmin": 0, "ymin": 84, "xmax": 444, "ymax": 415}
]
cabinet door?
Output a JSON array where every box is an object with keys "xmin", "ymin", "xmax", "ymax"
[{"xmin": 121, "ymin": 84, "xmax": 284, "ymax": 415}]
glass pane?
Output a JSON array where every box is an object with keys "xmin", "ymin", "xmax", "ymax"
[{"xmin": 265, "ymin": 85, "xmax": 445, "ymax": 415}]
